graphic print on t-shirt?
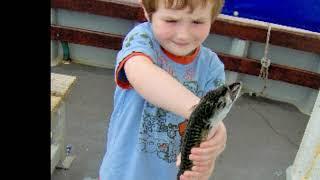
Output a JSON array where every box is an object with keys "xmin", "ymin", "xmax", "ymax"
[{"xmin": 138, "ymin": 81, "xmax": 204, "ymax": 163}]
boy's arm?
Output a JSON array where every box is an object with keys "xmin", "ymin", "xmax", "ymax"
[{"xmin": 124, "ymin": 55, "xmax": 200, "ymax": 119}]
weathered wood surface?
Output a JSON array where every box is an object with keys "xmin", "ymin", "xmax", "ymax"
[
  {"xmin": 50, "ymin": 73, "xmax": 76, "ymax": 174},
  {"xmin": 51, "ymin": 95, "xmax": 62, "ymax": 113},
  {"xmin": 51, "ymin": 73, "xmax": 77, "ymax": 98},
  {"xmin": 51, "ymin": 25, "xmax": 123, "ymax": 50}
]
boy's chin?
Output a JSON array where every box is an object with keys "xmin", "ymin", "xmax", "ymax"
[
  {"xmin": 170, "ymin": 48, "xmax": 196, "ymax": 56},
  {"xmin": 161, "ymin": 44, "xmax": 197, "ymax": 57}
]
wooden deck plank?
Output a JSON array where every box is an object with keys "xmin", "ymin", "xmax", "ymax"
[
  {"xmin": 51, "ymin": 73, "xmax": 77, "ymax": 98},
  {"xmin": 51, "ymin": 25, "xmax": 123, "ymax": 50},
  {"xmin": 51, "ymin": 96, "xmax": 62, "ymax": 113}
]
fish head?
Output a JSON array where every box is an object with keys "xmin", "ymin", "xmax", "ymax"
[
  {"xmin": 216, "ymin": 81, "xmax": 242, "ymax": 112},
  {"xmin": 204, "ymin": 81, "xmax": 242, "ymax": 107},
  {"xmin": 200, "ymin": 82, "xmax": 242, "ymax": 125},
  {"xmin": 227, "ymin": 82, "xmax": 242, "ymax": 102}
]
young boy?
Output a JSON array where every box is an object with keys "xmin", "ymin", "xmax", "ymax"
[{"xmin": 99, "ymin": 0, "xmax": 226, "ymax": 179}]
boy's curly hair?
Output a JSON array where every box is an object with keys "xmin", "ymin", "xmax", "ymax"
[{"xmin": 141, "ymin": 0, "xmax": 224, "ymax": 21}]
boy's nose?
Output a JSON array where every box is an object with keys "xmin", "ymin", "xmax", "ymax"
[{"xmin": 175, "ymin": 24, "xmax": 191, "ymax": 41}]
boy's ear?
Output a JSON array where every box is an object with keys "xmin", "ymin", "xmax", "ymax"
[{"xmin": 139, "ymin": 1, "xmax": 151, "ymax": 21}]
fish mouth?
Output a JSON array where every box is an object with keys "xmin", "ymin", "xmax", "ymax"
[{"xmin": 229, "ymin": 82, "xmax": 242, "ymax": 101}]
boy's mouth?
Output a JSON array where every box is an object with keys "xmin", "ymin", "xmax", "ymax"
[{"xmin": 173, "ymin": 41, "xmax": 190, "ymax": 47}]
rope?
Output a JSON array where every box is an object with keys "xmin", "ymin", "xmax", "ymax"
[{"xmin": 259, "ymin": 23, "xmax": 272, "ymax": 94}]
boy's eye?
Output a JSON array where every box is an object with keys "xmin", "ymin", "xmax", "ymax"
[
  {"xmin": 165, "ymin": 20, "xmax": 177, "ymax": 23},
  {"xmin": 193, "ymin": 21, "xmax": 204, "ymax": 24}
]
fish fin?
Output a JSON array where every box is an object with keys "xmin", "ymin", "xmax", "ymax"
[{"xmin": 178, "ymin": 119, "xmax": 188, "ymax": 137}]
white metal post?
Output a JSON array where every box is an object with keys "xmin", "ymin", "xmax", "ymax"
[
  {"xmin": 227, "ymin": 38, "xmax": 250, "ymax": 84},
  {"xmin": 287, "ymin": 90, "xmax": 320, "ymax": 180}
]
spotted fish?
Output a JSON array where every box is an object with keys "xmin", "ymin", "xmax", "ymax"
[{"xmin": 177, "ymin": 82, "xmax": 242, "ymax": 179}]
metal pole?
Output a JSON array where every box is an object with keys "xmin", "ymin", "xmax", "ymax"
[{"xmin": 287, "ymin": 90, "xmax": 320, "ymax": 180}]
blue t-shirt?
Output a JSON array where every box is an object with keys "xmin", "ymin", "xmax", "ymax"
[{"xmin": 99, "ymin": 22, "xmax": 225, "ymax": 180}]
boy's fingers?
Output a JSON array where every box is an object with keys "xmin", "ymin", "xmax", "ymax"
[
  {"xmin": 192, "ymin": 165, "xmax": 210, "ymax": 173},
  {"xmin": 190, "ymin": 146, "xmax": 222, "ymax": 161},
  {"xmin": 179, "ymin": 174, "xmax": 195, "ymax": 180},
  {"xmin": 191, "ymin": 146, "xmax": 217, "ymax": 155},
  {"xmin": 183, "ymin": 170, "xmax": 202, "ymax": 178},
  {"xmin": 190, "ymin": 153, "xmax": 213, "ymax": 162},
  {"xmin": 192, "ymin": 159, "xmax": 213, "ymax": 167},
  {"xmin": 190, "ymin": 144, "xmax": 225, "ymax": 164}
]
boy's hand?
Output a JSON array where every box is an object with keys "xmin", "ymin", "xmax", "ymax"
[{"xmin": 176, "ymin": 122, "xmax": 227, "ymax": 180}]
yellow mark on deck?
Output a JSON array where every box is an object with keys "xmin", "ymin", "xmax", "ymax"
[{"xmin": 302, "ymin": 143, "xmax": 320, "ymax": 180}]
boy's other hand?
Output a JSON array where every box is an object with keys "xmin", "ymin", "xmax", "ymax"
[{"xmin": 177, "ymin": 122, "xmax": 227, "ymax": 180}]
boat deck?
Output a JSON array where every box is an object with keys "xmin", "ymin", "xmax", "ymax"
[{"xmin": 51, "ymin": 62, "xmax": 309, "ymax": 180}]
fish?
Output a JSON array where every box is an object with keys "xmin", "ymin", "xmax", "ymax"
[{"xmin": 177, "ymin": 82, "xmax": 242, "ymax": 179}]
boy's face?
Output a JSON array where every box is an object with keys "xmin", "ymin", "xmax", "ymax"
[{"xmin": 150, "ymin": 1, "xmax": 213, "ymax": 56}]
